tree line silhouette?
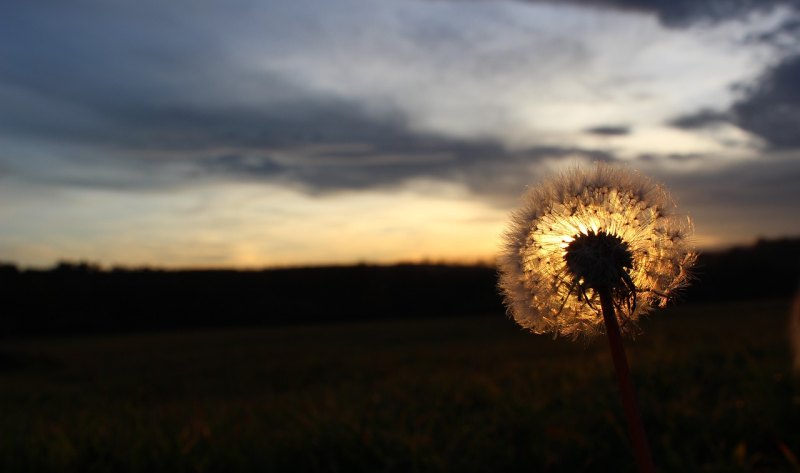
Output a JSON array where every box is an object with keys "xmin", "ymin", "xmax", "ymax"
[{"xmin": 1, "ymin": 237, "xmax": 798, "ymax": 337}]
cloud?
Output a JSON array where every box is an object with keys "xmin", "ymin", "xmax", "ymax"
[
  {"xmin": 744, "ymin": 14, "xmax": 800, "ymax": 50},
  {"xmin": 732, "ymin": 53, "xmax": 800, "ymax": 149},
  {"xmin": 193, "ymin": 128, "xmax": 616, "ymax": 203},
  {"xmin": 630, "ymin": 150, "xmax": 800, "ymax": 246},
  {"xmin": 521, "ymin": 0, "xmax": 798, "ymax": 27},
  {"xmin": 0, "ymin": 0, "xmax": 796, "ymax": 201},
  {"xmin": 2, "ymin": 0, "xmax": 800, "ymax": 268},
  {"xmin": 0, "ymin": 0, "xmax": 630, "ymax": 199},
  {"xmin": 670, "ymin": 52, "xmax": 800, "ymax": 150},
  {"xmin": 584, "ymin": 125, "xmax": 631, "ymax": 136},
  {"xmin": 669, "ymin": 109, "xmax": 731, "ymax": 129},
  {"xmin": 0, "ymin": 67, "xmax": 614, "ymax": 201}
]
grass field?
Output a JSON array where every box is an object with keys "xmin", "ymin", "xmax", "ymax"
[{"xmin": 0, "ymin": 298, "xmax": 798, "ymax": 472}]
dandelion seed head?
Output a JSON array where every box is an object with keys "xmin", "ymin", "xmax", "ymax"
[{"xmin": 498, "ymin": 163, "xmax": 696, "ymax": 339}]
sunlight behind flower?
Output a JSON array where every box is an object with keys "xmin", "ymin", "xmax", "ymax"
[{"xmin": 500, "ymin": 164, "xmax": 696, "ymax": 338}]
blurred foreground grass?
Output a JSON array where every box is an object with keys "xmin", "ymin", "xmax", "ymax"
[{"xmin": 0, "ymin": 298, "xmax": 798, "ymax": 472}]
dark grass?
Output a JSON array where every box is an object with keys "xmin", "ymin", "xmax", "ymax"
[{"xmin": 0, "ymin": 298, "xmax": 798, "ymax": 472}]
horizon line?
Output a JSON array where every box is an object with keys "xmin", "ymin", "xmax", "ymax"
[{"xmin": 2, "ymin": 234, "xmax": 798, "ymax": 273}]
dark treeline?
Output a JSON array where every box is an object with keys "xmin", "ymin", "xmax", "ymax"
[
  {"xmin": 1, "ymin": 237, "xmax": 799, "ymax": 336},
  {"xmin": 0, "ymin": 263, "xmax": 501, "ymax": 337}
]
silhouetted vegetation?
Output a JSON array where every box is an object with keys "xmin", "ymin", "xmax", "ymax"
[
  {"xmin": 1, "ymin": 237, "xmax": 799, "ymax": 337},
  {"xmin": 1, "ymin": 263, "xmax": 501, "ymax": 337},
  {"xmin": 1, "ymin": 241, "xmax": 798, "ymax": 471},
  {"xmin": 0, "ymin": 299, "xmax": 796, "ymax": 472},
  {"xmin": 682, "ymin": 237, "xmax": 800, "ymax": 302}
]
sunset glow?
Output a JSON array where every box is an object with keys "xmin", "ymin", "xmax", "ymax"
[{"xmin": 0, "ymin": 1, "xmax": 798, "ymax": 268}]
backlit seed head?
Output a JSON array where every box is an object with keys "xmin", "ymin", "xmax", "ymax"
[{"xmin": 498, "ymin": 163, "xmax": 696, "ymax": 339}]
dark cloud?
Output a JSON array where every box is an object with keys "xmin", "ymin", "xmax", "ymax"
[
  {"xmin": 0, "ymin": 52, "xmax": 613, "ymax": 200},
  {"xmin": 532, "ymin": 0, "xmax": 798, "ymax": 27},
  {"xmin": 0, "ymin": 1, "xmax": 260, "ymax": 148},
  {"xmin": 194, "ymin": 130, "xmax": 615, "ymax": 203},
  {"xmin": 0, "ymin": 2, "xmax": 229, "ymax": 101},
  {"xmin": 637, "ymin": 153, "xmax": 705, "ymax": 163},
  {"xmin": 666, "ymin": 52, "xmax": 800, "ymax": 150},
  {"xmin": 559, "ymin": 0, "xmax": 800, "ymax": 150},
  {"xmin": 584, "ymin": 125, "xmax": 631, "ymax": 136},
  {"xmin": 656, "ymin": 153, "xmax": 800, "ymax": 235},
  {"xmin": 732, "ymin": 53, "xmax": 800, "ymax": 149},
  {"xmin": 1, "ymin": 0, "xmax": 796, "ymax": 218},
  {"xmin": 669, "ymin": 109, "xmax": 730, "ymax": 129},
  {"xmin": 0, "ymin": 1, "xmax": 619, "ymax": 200},
  {"xmin": 744, "ymin": 15, "xmax": 800, "ymax": 51}
]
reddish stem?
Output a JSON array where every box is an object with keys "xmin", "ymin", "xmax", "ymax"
[{"xmin": 598, "ymin": 287, "xmax": 656, "ymax": 473}]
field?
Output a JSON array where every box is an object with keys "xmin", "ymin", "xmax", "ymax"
[{"xmin": 0, "ymin": 298, "xmax": 798, "ymax": 472}]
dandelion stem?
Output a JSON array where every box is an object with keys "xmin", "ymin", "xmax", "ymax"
[{"xmin": 598, "ymin": 286, "xmax": 655, "ymax": 473}]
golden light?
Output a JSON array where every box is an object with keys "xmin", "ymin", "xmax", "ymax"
[{"xmin": 499, "ymin": 164, "xmax": 696, "ymax": 339}]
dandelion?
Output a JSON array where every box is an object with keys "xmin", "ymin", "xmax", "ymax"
[
  {"xmin": 499, "ymin": 164, "xmax": 695, "ymax": 338},
  {"xmin": 498, "ymin": 163, "xmax": 695, "ymax": 473}
]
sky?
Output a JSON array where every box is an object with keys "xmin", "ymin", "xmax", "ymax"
[{"xmin": 1, "ymin": 0, "xmax": 799, "ymax": 268}]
